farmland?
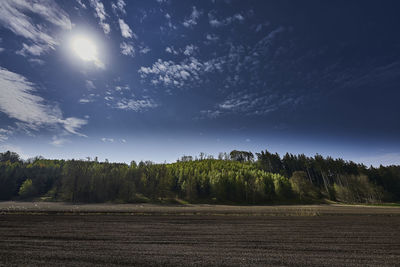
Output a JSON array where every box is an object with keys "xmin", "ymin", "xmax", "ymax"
[{"xmin": 1, "ymin": 202, "xmax": 400, "ymax": 266}]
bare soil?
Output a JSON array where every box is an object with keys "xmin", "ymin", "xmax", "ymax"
[{"xmin": 0, "ymin": 202, "xmax": 399, "ymax": 266}]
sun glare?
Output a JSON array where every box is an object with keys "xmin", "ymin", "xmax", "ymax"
[{"xmin": 72, "ymin": 36, "xmax": 97, "ymax": 61}]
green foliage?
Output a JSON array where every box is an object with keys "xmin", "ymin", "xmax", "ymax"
[
  {"xmin": 230, "ymin": 150, "xmax": 254, "ymax": 162},
  {"xmin": 19, "ymin": 179, "xmax": 37, "ymax": 199},
  {"xmin": 0, "ymin": 150, "xmax": 399, "ymax": 204},
  {"xmin": 273, "ymin": 175, "xmax": 293, "ymax": 200},
  {"xmin": 333, "ymin": 175, "xmax": 383, "ymax": 203},
  {"xmin": 290, "ymin": 171, "xmax": 320, "ymax": 201},
  {"xmin": 0, "ymin": 151, "xmax": 21, "ymax": 163}
]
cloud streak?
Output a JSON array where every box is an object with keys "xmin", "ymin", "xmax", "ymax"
[
  {"xmin": 120, "ymin": 42, "xmax": 134, "ymax": 57},
  {"xmin": 89, "ymin": 0, "xmax": 110, "ymax": 34},
  {"xmin": 139, "ymin": 57, "xmax": 222, "ymax": 88},
  {"xmin": 183, "ymin": 6, "xmax": 201, "ymax": 28},
  {"xmin": 0, "ymin": 0, "xmax": 71, "ymax": 56},
  {"xmin": 115, "ymin": 98, "xmax": 158, "ymax": 111},
  {"xmin": 0, "ymin": 67, "xmax": 87, "ymax": 136},
  {"xmin": 208, "ymin": 11, "xmax": 244, "ymax": 27},
  {"xmin": 118, "ymin": 19, "xmax": 134, "ymax": 38}
]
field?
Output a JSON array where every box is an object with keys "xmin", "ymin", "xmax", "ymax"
[{"xmin": 1, "ymin": 202, "xmax": 400, "ymax": 266}]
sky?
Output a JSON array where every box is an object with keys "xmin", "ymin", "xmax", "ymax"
[{"xmin": 0, "ymin": 0, "xmax": 399, "ymax": 166}]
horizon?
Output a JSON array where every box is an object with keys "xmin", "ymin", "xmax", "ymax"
[{"xmin": 1, "ymin": 0, "xmax": 400, "ymax": 167}]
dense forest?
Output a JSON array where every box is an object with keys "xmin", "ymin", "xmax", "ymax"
[{"xmin": 0, "ymin": 150, "xmax": 399, "ymax": 204}]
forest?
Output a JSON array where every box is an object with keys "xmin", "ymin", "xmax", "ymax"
[{"xmin": 0, "ymin": 150, "xmax": 399, "ymax": 204}]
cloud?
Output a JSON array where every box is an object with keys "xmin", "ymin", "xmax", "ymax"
[
  {"xmin": 120, "ymin": 42, "xmax": 134, "ymax": 57},
  {"xmin": 208, "ymin": 11, "xmax": 245, "ymax": 27},
  {"xmin": 0, "ymin": 128, "xmax": 12, "ymax": 142},
  {"xmin": 201, "ymin": 91, "xmax": 301, "ymax": 119},
  {"xmin": 60, "ymin": 118, "xmax": 88, "ymax": 136},
  {"xmin": 101, "ymin": 137, "xmax": 114, "ymax": 142},
  {"xmin": 139, "ymin": 58, "xmax": 203, "ymax": 87},
  {"xmin": 76, "ymin": 0, "xmax": 87, "ymax": 9},
  {"xmin": 115, "ymin": 98, "xmax": 157, "ymax": 111},
  {"xmin": 163, "ymin": 12, "xmax": 176, "ymax": 29},
  {"xmin": 50, "ymin": 135, "xmax": 69, "ymax": 147},
  {"xmin": 165, "ymin": 46, "xmax": 178, "ymax": 55},
  {"xmin": 206, "ymin": 33, "xmax": 219, "ymax": 42},
  {"xmin": 0, "ymin": 67, "xmax": 87, "ymax": 136},
  {"xmin": 199, "ymin": 109, "xmax": 222, "ymax": 119},
  {"xmin": 139, "ymin": 56, "xmax": 223, "ymax": 88},
  {"xmin": 16, "ymin": 43, "xmax": 46, "ymax": 57},
  {"xmin": 118, "ymin": 19, "xmax": 134, "ymax": 38},
  {"xmin": 28, "ymin": 58, "xmax": 45, "ymax": 65},
  {"xmin": 115, "ymin": 85, "xmax": 129, "ymax": 91},
  {"xmin": 86, "ymin": 80, "xmax": 96, "ymax": 90},
  {"xmin": 139, "ymin": 46, "xmax": 151, "ymax": 54},
  {"xmin": 255, "ymin": 22, "xmax": 270, "ymax": 32},
  {"xmin": 79, "ymin": 93, "xmax": 97, "ymax": 103},
  {"xmin": 0, "ymin": 0, "xmax": 71, "ymax": 55},
  {"xmin": 183, "ymin": 6, "xmax": 201, "ymax": 28},
  {"xmin": 79, "ymin": 98, "xmax": 92, "ymax": 103},
  {"xmin": 183, "ymin": 44, "xmax": 198, "ymax": 56},
  {"xmin": 89, "ymin": 0, "xmax": 110, "ymax": 34},
  {"xmin": 112, "ymin": 0, "xmax": 126, "ymax": 15},
  {"xmin": 219, "ymin": 95, "xmax": 250, "ymax": 110}
]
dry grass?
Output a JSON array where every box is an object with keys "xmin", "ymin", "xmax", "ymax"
[{"xmin": 0, "ymin": 201, "xmax": 399, "ymax": 216}]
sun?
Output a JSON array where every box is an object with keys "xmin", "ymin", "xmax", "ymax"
[
  {"xmin": 70, "ymin": 35, "xmax": 104, "ymax": 68},
  {"xmin": 72, "ymin": 36, "xmax": 97, "ymax": 61}
]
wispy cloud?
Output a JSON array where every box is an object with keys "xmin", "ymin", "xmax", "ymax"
[
  {"xmin": 118, "ymin": 19, "xmax": 134, "ymax": 38},
  {"xmin": 101, "ymin": 137, "xmax": 114, "ymax": 143},
  {"xmin": 50, "ymin": 135, "xmax": 69, "ymax": 147},
  {"xmin": 199, "ymin": 109, "xmax": 222, "ymax": 119},
  {"xmin": 79, "ymin": 93, "xmax": 97, "ymax": 104},
  {"xmin": 0, "ymin": 128, "xmax": 12, "ymax": 142},
  {"xmin": 79, "ymin": 98, "xmax": 93, "ymax": 104},
  {"xmin": 139, "ymin": 46, "xmax": 151, "ymax": 54},
  {"xmin": 112, "ymin": 0, "xmax": 126, "ymax": 15},
  {"xmin": 120, "ymin": 42, "xmax": 135, "ymax": 57},
  {"xmin": 86, "ymin": 80, "xmax": 96, "ymax": 90},
  {"xmin": 16, "ymin": 43, "xmax": 46, "ymax": 57},
  {"xmin": 206, "ymin": 33, "xmax": 219, "ymax": 42},
  {"xmin": 76, "ymin": 0, "xmax": 87, "ymax": 9},
  {"xmin": 0, "ymin": 0, "xmax": 71, "ymax": 56},
  {"xmin": 89, "ymin": 0, "xmax": 110, "ymax": 34},
  {"xmin": 28, "ymin": 58, "xmax": 45, "ymax": 65},
  {"xmin": 114, "ymin": 98, "xmax": 157, "ymax": 111},
  {"xmin": 183, "ymin": 6, "xmax": 201, "ymax": 28},
  {"xmin": 165, "ymin": 46, "xmax": 178, "ymax": 55},
  {"xmin": 139, "ymin": 57, "xmax": 222, "ymax": 88},
  {"xmin": 183, "ymin": 44, "xmax": 198, "ymax": 56},
  {"xmin": 0, "ymin": 67, "xmax": 87, "ymax": 136},
  {"xmin": 201, "ymin": 92, "xmax": 302, "ymax": 119},
  {"xmin": 208, "ymin": 11, "xmax": 245, "ymax": 27},
  {"xmin": 139, "ymin": 58, "xmax": 202, "ymax": 87}
]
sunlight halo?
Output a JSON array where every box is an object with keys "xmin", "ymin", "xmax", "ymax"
[{"xmin": 71, "ymin": 35, "xmax": 104, "ymax": 69}]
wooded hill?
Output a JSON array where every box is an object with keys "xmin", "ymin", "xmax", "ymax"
[{"xmin": 0, "ymin": 150, "xmax": 399, "ymax": 204}]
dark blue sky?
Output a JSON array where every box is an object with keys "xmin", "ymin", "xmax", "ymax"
[{"xmin": 0, "ymin": 0, "xmax": 399, "ymax": 166}]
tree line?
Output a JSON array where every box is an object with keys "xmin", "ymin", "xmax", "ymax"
[{"xmin": 0, "ymin": 150, "xmax": 399, "ymax": 204}]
